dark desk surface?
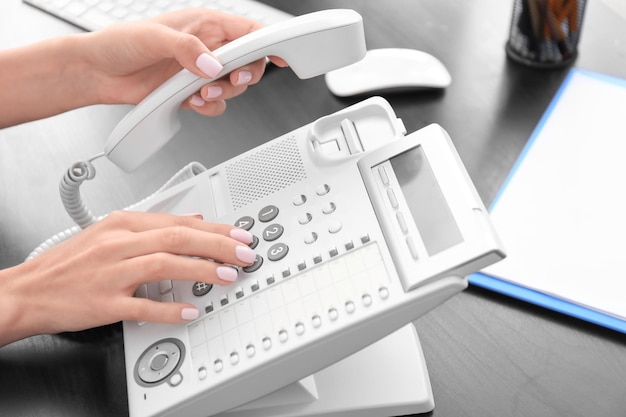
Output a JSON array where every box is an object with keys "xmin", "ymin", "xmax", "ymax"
[{"xmin": 2, "ymin": 0, "xmax": 626, "ymax": 416}]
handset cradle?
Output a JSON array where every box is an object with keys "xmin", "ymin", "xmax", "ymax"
[{"xmin": 104, "ymin": 9, "xmax": 366, "ymax": 172}]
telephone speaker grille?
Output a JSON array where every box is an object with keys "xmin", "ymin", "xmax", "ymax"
[{"xmin": 225, "ymin": 136, "xmax": 306, "ymax": 209}]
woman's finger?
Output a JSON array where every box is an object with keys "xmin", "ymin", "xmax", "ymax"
[
  {"xmin": 112, "ymin": 252, "xmax": 242, "ymax": 288},
  {"xmin": 118, "ymin": 297, "xmax": 201, "ymax": 324}
]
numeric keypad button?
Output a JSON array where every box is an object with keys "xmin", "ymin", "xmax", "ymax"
[
  {"xmin": 258, "ymin": 205, "xmax": 279, "ymax": 222},
  {"xmin": 267, "ymin": 243, "xmax": 289, "ymax": 261},
  {"xmin": 262, "ymin": 223, "xmax": 284, "ymax": 241},
  {"xmin": 243, "ymin": 255, "xmax": 264, "ymax": 273},
  {"xmin": 234, "ymin": 216, "xmax": 255, "ymax": 231}
]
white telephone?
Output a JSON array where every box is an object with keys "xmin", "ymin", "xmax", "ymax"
[
  {"xmin": 45, "ymin": 9, "xmax": 506, "ymax": 417},
  {"xmin": 121, "ymin": 95, "xmax": 505, "ymax": 417}
]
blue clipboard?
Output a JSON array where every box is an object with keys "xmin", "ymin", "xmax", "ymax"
[{"xmin": 469, "ymin": 68, "xmax": 626, "ymax": 334}]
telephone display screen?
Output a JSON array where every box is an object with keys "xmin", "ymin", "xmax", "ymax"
[{"xmin": 390, "ymin": 146, "xmax": 463, "ymax": 255}]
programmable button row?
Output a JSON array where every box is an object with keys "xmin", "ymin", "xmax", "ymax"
[
  {"xmin": 377, "ymin": 165, "xmax": 419, "ymax": 260},
  {"xmin": 187, "ymin": 242, "xmax": 392, "ymax": 380},
  {"xmin": 201, "ymin": 233, "xmax": 372, "ymax": 316}
]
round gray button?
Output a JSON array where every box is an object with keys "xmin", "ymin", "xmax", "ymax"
[
  {"xmin": 262, "ymin": 223, "xmax": 284, "ymax": 241},
  {"xmin": 235, "ymin": 216, "xmax": 254, "ymax": 230},
  {"xmin": 135, "ymin": 339, "xmax": 184, "ymax": 386},
  {"xmin": 192, "ymin": 281, "xmax": 213, "ymax": 297},
  {"xmin": 150, "ymin": 352, "xmax": 169, "ymax": 371},
  {"xmin": 267, "ymin": 243, "xmax": 289, "ymax": 261},
  {"xmin": 258, "ymin": 205, "xmax": 279, "ymax": 222},
  {"xmin": 243, "ymin": 255, "xmax": 264, "ymax": 273}
]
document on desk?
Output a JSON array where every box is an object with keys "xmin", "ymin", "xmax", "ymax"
[{"xmin": 471, "ymin": 68, "xmax": 626, "ymax": 333}]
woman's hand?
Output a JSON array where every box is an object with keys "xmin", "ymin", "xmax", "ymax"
[
  {"xmin": 0, "ymin": 211, "xmax": 256, "ymax": 346},
  {"xmin": 82, "ymin": 8, "xmax": 282, "ymax": 117},
  {"xmin": 0, "ymin": 8, "xmax": 286, "ymax": 127}
]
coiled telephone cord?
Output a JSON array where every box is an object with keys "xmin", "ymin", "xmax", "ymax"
[{"xmin": 26, "ymin": 157, "xmax": 207, "ymax": 261}]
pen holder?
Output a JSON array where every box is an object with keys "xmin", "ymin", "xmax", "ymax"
[{"xmin": 506, "ymin": 0, "xmax": 587, "ymax": 68}]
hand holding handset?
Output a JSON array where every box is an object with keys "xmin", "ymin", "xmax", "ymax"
[{"xmin": 104, "ymin": 9, "xmax": 367, "ymax": 172}]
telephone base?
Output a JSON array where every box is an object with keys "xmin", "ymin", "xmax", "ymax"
[{"xmin": 219, "ymin": 323, "xmax": 433, "ymax": 417}]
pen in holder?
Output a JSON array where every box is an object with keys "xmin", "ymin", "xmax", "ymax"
[{"xmin": 506, "ymin": 0, "xmax": 587, "ymax": 68}]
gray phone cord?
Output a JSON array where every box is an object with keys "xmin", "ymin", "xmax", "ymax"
[{"xmin": 26, "ymin": 156, "xmax": 207, "ymax": 261}]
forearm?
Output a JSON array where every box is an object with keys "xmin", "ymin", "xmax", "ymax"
[
  {"xmin": 0, "ymin": 34, "xmax": 97, "ymax": 128},
  {"xmin": 0, "ymin": 264, "xmax": 43, "ymax": 347}
]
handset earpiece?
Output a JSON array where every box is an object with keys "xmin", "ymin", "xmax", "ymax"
[{"xmin": 104, "ymin": 9, "xmax": 366, "ymax": 172}]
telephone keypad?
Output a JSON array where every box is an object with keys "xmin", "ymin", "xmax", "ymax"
[{"xmin": 135, "ymin": 182, "xmax": 393, "ymax": 381}]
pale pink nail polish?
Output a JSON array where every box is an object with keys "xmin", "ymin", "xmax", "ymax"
[
  {"xmin": 181, "ymin": 307, "xmax": 199, "ymax": 320},
  {"xmin": 196, "ymin": 52, "xmax": 223, "ymax": 78},
  {"xmin": 206, "ymin": 85, "xmax": 223, "ymax": 99},
  {"xmin": 217, "ymin": 266, "xmax": 238, "ymax": 282},
  {"xmin": 190, "ymin": 94, "xmax": 206, "ymax": 107},
  {"xmin": 236, "ymin": 70, "xmax": 253, "ymax": 85},
  {"xmin": 236, "ymin": 245, "xmax": 257, "ymax": 264},
  {"xmin": 180, "ymin": 213, "xmax": 204, "ymax": 219},
  {"xmin": 230, "ymin": 228, "xmax": 253, "ymax": 244}
]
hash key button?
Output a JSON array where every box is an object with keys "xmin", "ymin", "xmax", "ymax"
[{"xmin": 193, "ymin": 282, "xmax": 213, "ymax": 297}]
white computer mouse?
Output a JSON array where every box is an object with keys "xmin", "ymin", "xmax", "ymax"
[{"xmin": 324, "ymin": 48, "xmax": 451, "ymax": 97}]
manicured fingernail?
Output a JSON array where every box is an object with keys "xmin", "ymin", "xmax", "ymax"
[
  {"xmin": 181, "ymin": 213, "xmax": 203, "ymax": 219},
  {"xmin": 181, "ymin": 307, "xmax": 199, "ymax": 321},
  {"xmin": 230, "ymin": 228, "xmax": 253, "ymax": 244},
  {"xmin": 190, "ymin": 94, "xmax": 205, "ymax": 107},
  {"xmin": 236, "ymin": 70, "xmax": 252, "ymax": 85},
  {"xmin": 235, "ymin": 245, "xmax": 257, "ymax": 264},
  {"xmin": 217, "ymin": 266, "xmax": 238, "ymax": 282},
  {"xmin": 206, "ymin": 85, "xmax": 223, "ymax": 99},
  {"xmin": 196, "ymin": 52, "xmax": 223, "ymax": 78}
]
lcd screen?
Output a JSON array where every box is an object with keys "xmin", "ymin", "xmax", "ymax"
[{"xmin": 390, "ymin": 146, "xmax": 463, "ymax": 255}]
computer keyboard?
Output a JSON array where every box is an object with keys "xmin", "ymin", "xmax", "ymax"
[{"xmin": 22, "ymin": 0, "xmax": 294, "ymax": 31}]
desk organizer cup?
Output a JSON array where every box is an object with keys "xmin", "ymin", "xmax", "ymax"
[{"xmin": 506, "ymin": 0, "xmax": 587, "ymax": 68}]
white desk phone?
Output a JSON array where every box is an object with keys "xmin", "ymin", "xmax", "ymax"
[{"xmin": 46, "ymin": 9, "xmax": 506, "ymax": 417}]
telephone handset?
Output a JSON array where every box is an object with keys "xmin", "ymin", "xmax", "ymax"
[{"xmin": 104, "ymin": 9, "xmax": 366, "ymax": 173}]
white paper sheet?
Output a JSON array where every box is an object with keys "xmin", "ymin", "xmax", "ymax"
[{"xmin": 481, "ymin": 69, "xmax": 626, "ymax": 322}]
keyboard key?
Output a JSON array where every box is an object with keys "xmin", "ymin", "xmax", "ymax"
[{"xmin": 25, "ymin": 0, "xmax": 294, "ymax": 32}]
